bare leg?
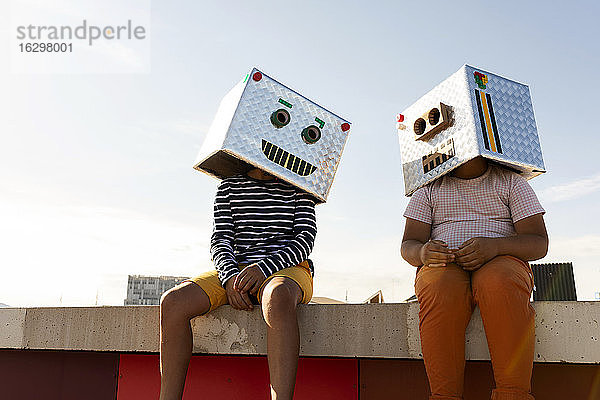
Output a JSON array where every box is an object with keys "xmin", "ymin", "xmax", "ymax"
[
  {"xmin": 260, "ymin": 277, "xmax": 303, "ymax": 400},
  {"xmin": 159, "ymin": 282, "xmax": 210, "ymax": 400}
]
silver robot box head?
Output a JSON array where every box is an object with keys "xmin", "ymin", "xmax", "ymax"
[
  {"xmin": 194, "ymin": 68, "xmax": 351, "ymax": 203},
  {"xmin": 396, "ymin": 65, "xmax": 545, "ymax": 196}
]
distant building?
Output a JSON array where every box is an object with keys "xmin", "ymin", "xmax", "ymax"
[
  {"xmin": 364, "ymin": 290, "xmax": 384, "ymax": 304},
  {"xmin": 310, "ymin": 290, "xmax": 385, "ymax": 305},
  {"xmin": 530, "ymin": 262, "xmax": 577, "ymax": 301},
  {"xmin": 404, "ymin": 294, "xmax": 418, "ymax": 303},
  {"xmin": 124, "ymin": 275, "xmax": 189, "ymax": 305},
  {"xmin": 310, "ymin": 296, "xmax": 346, "ymax": 304}
]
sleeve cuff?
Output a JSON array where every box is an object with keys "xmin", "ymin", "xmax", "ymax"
[
  {"xmin": 512, "ymin": 209, "xmax": 546, "ymax": 223},
  {"xmin": 255, "ymin": 260, "xmax": 272, "ymax": 279},
  {"xmin": 220, "ymin": 272, "xmax": 239, "ymax": 288},
  {"xmin": 403, "ymin": 214, "xmax": 432, "ymax": 225}
]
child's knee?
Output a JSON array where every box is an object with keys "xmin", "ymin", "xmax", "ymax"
[
  {"xmin": 473, "ymin": 256, "xmax": 532, "ymax": 298},
  {"xmin": 416, "ymin": 268, "xmax": 470, "ymax": 310},
  {"xmin": 261, "ymin": 280, "xmax": 298, "ymax": 319},
  {"xmin": 160, "ymin": 283, "xmax": 209, "ymax": 321},
  {"xmin": 160, "ymin": 287, "xmax": 185, "ymax": 318}
]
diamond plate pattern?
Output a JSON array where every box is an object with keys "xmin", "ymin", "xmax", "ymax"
[
  {"xmin": 397, "ymin": 65, "xmax": 545, "ymax": 196},
  {"xmin": 465, "ymin": 65, "xmax": 545, "ymax": 176},
  {"xmin": 195, "ymin": 68, "xmax": 351, "ymax": 203}
]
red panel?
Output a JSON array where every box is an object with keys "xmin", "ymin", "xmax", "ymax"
[
  {"xmin": 360, "ymin": 359, "xmax": 495, "ymax": 400},
  {"xmin": 117, "ymin": 354, "xmax": 358, "ymax": 400},
  {"xmin": 184, "ymin": 355, "xmax": 270, "ymax": 399},
  {"xmin": 295, "ymin": 357, "xmax": 358, "ymax": 399},
  {"xmin": 359, "ymin": 359, "xmax": 430, "ymax": 400},
  {"xmin": 0, "ymin": 349, "xmax": 119, "ymax": 400},
  {"xmin": 117, "ymin": 354, "xmax": 161, "ymax": 399},
  {"xmin": 360, "ymin": 359, "xmax": 600, "ymax": 400},
  {"xmin": 531, "ymin": 363, "xmax": 600, "ymax": 399},
  {"xmin": 464, "ymin": 361, "xmax": 494, "ymax": 399}
]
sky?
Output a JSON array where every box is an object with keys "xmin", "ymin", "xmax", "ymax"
[{"xmin": 1, "ymin": 0, "xmax": 599, "ymax": 307}]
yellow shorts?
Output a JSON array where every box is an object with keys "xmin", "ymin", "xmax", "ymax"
[{"xmin": 186, "ymin": 261, "xmax": 313, "ymax": 313}]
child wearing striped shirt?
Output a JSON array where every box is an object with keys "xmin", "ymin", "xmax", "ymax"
[
  {"xmin": 401, "ymin": 156, "xmax": 548, "ymax": 400},
  {"xmin": 159, "ymin": 167, "xmax": 317, "ymax": 400}
]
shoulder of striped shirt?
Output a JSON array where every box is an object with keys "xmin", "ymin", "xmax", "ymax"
[
  {"xmin": 222, "ymin": 174, "xmax": 318, "ymax": 204},
  {"xmin": 222, "ymin": 174, "xmax": 248, "ymax": 184},
  {"xmin": 226, "ymin": 175, "xmax": 296, "ymax": 188},
  {"xmin": 227, "ymin": 189, "xmax": 297, "ymax": 196}
]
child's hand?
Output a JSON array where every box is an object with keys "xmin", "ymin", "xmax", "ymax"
[
  {"xmin": 234, "ymin": 265, "xmax": 266, "ymax": 295},
  {"xmin": 225, "ymin": 278, "xmax": 254, "ymax": 311},
  {"xmin": 454, "ymin": 237, "xmax": 498, "ymax": 271},
  {"xmin": 419, "ymin": 240, "xmax": 455, "ymax": 267}
]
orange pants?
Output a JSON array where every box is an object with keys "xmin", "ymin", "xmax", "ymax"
[{"xmin": 415, "ymin": 256, "xmax": 535, "ymax": 400}]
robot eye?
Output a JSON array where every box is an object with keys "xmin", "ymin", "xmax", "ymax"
[
  {"xmin": 301, "ymin": 125, "xmax": 321, "ymax": 144},
  {"xmin": 414, "ymin": 118, "xmax": 426, "ymax": 135},
  {"xmin": 271, "ymin": 109, "xmax": 290, "ymax": 128},
  {"xmin": 428, "ymin": 108, "xmax": 441, "ymax": 125}
]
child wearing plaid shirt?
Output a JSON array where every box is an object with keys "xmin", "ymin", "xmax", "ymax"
[{"xmin": 401, "ymin": 156, "xmax": 548, "ymax": 400}]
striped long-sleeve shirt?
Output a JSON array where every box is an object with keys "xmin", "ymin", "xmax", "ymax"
[{"xmin": 210, "ymin": 174, "xmax": 317, "ymax": 286}]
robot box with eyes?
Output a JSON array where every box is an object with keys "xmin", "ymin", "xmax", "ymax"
[
  {"xmin": 194, "ymin": 67, "xmax": 351, "ymax": 203},
  {"xmin": 396, "ymin": 64, "xmax": 545, "ymax": 196}
]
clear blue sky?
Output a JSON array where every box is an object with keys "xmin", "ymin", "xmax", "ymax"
[{"xmin": 1, "ymin": 0, "xmax": 599, "ymax": 306}]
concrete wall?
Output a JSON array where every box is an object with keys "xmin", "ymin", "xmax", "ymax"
[{"xmin": 1, "ymin": 302, "xmax": 598, "ymax": 363}]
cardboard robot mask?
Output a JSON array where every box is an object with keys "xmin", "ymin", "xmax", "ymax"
[
  {"xmin": 194, "ymin": 68, "xmax": 351, "ymax": 203},
  {"xmin": 396, "ymin": 65, "xmax": 545, "ymax": 196}
]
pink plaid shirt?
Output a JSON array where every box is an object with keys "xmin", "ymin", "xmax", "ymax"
[{"xmin": 404, "ymin": 165, "xmax": 545, "ymax": 249}]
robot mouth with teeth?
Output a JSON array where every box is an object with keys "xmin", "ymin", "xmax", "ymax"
[
  {"xmin": 261, "ymin": 139, "xmax": 317, "ymax": 177},
  {"xmin": 194, "ymin": 68, "xmax": 351, "ymax": 203}
]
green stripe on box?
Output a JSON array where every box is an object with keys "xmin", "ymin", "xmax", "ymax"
[{"xmin": 278, "ymin": 98, "xmax": 293, "ymax": 108}]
